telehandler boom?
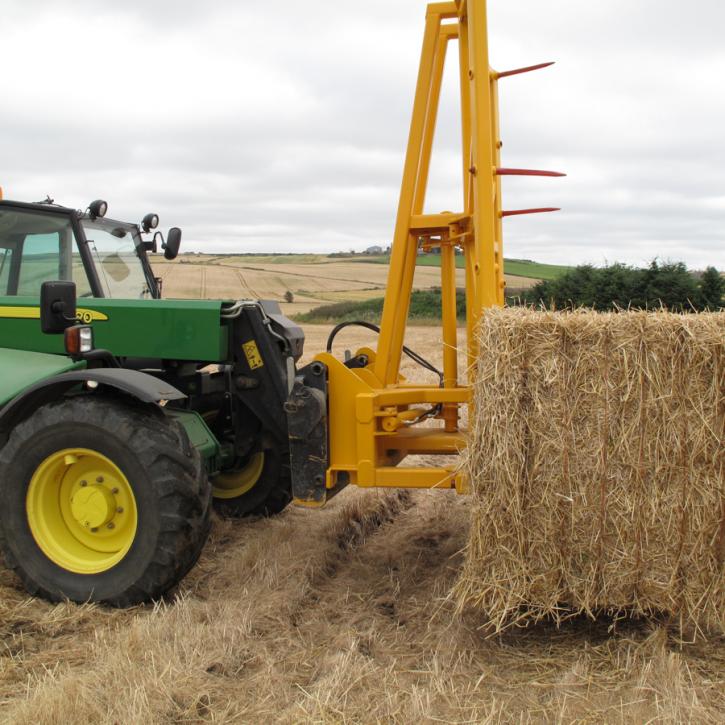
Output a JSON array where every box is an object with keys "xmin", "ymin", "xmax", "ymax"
[{"xmin": 0, "ymin": 0, "xmax": 560, "ymax": 605}]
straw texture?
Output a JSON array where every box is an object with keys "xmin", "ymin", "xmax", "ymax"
[{"xmin": 454, "ymin": 309, "xmax": 724, "ymax": 637}]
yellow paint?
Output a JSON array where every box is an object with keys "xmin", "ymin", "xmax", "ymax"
[
  {"xmin": 0, "ymin": 306, "xmax": 108, "ymax": 322},
  {"xmin": 0, "ymin": 306, "xmax": 40, "ymax": 320},
  {"xmin": 77, "ymin": 308, "xmax": 109, "ymax": 323},
  {"xmin": 70, "ymin": 485, "xmax": 116, "ymax": 529},
  {"xmin": 314, "ymin": 2, "xmax": 511, "ymax": 501},
  {"xmin": 242, "ymin": 339, "xmax": 264, "ymax": 369},
  {"xmin": 26, "ymin": 448, "xmax": 138, "ymax": 574},
  {"xmin": 374, "ymin": 0, "xmax": 502, "ymax": 388}
]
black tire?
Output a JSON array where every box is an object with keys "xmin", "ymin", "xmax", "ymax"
[
  {"xmin": 0, "ymin": 395, "xmax": 211, "ymax": 606},
  {"xmin": 192, "ymin": 396, "xmax": 291, "ymax": 518},
  {"xmin": 212, "ymin": 444, "xmax": 292, "ymax": 518}
]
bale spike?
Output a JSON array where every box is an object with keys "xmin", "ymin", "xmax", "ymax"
[
  {"xmin": 495, "ymin": 62, "xmax": 555, "ymax": 79},
  {"xmin": 496, "ymin": 168, "xmax": 566, "ymax": 177},
  {"xmin": 500, "ymin": 207, "xmax": 560, "ymax": 218}
]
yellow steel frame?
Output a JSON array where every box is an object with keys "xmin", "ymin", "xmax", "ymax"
[{"xmin": 312, "ymin": 0, "xmax": 504, "ymax": 498}]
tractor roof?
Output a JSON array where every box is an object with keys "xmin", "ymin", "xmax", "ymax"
[{"xmin": 0, "ymin": 199, "xmax": 76, "ymax": 216}]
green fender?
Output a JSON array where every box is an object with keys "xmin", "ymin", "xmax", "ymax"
[
  {"xmin": 0, "ymin": 347, "xmax": 86, "ymax": 407},
  {"xmin": 0, "ymin": 348, "xmax": 221, "ymax": 471}
]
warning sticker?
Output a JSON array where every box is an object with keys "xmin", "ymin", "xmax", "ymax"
[{"xmin": 242, "ymin": 340, "xmax": 264, "ymax": 370}]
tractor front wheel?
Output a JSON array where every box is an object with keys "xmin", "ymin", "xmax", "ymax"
[{"xmin": 0, "ymin": 396, "xmax": 211, "ymax": 606}]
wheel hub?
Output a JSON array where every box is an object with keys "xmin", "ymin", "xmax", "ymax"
[
  {"xmin": 212, "ymin": 451, "xmax": 265, "ymax": 499},
  {"xmin": 26, "ymin": 448, "xmax": 138, "ymax": 574},
  {"xmin": 70, "ymin": 484, "xmax": 116, "ymax": 529}
]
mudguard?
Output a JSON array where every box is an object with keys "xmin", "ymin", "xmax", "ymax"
[{"xmin": 0, "ymin": 368, "xmax": 185, "ymax": 445}]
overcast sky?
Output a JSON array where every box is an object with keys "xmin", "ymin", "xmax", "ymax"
[{"xmin": 1, "ymin": 0, "xmax": 723, "ymax": 268}]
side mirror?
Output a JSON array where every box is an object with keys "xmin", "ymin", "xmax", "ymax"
[
  {"xmin": 40, "ymin": 281, "xmax": 77, "ymax": 334},
  {"xmin": 163, "ymin": 227, "xmax": 182, "ymax": 260}
]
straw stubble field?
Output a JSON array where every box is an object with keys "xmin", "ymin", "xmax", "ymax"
[
  {"xmin": 0, "ymin": 325, "xmax": 723, "ymax": 723},
  {"xmin": 152, "ymin": 255, "xmax": 539, "ymax": 313}
]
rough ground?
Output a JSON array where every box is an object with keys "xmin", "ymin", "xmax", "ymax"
[{"xmin": 0, "ymin": 326, "xmax": 722, "ymax": 723}]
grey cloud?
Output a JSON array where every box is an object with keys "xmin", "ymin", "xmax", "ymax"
[{"xmin": 1, "ymin": 0, "xmax": 723, "ymax": 268}]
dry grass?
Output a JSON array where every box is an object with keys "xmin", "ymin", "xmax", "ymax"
[
  {"xmin": 0, "ymin": 322, "xmax": 723, "ymax": 723},
  {"xmin": 456, "ymin": 309, "xmax": 725, "ymax": 640},
  {"xmin": 1, "ymin": 489, "xmax": 724, "ymax": 723}
]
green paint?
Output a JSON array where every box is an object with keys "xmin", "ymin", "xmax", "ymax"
[
  {"xmin": 166, "ymin": 409, "xmax": 221, "ymax": 469},
  {"xmin": 0, "ymin": 347, "xmax": 86, "ymax": 406},
  {"xmin": 0, "ymin": 297, "xmax": 229, "ymax": 361}
]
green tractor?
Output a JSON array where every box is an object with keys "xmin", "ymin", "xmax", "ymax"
[{"xmin": 0, "ymin": 197, "xmax": 305, "ymax": 605}]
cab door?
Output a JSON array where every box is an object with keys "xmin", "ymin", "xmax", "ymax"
[{"xmin": 0, "ymin": 206, "xmax": 92, "ymax": 354}]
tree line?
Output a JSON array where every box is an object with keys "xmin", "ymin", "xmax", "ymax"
[
  {"xmin": 516, "ymin": 261, "xmax": 723, "ymax": 311},
  {"xmin": 294, "ymin": 261, "xmax": 723, "ymax": 324}
]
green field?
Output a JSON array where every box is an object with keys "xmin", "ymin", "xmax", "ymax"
[
  {"xmin": 176, "ymin": 252, "xmax": 570, "ymax": 281},
  {"xmin": 348, "ymin": 254, "xmax": 570, "ymax": 280},
  {"xmin": 293, "ymin": 289, "xmax": 467, "ymax": 325},
  {"xmin": 500, "ymin": 258, "xmax": 572, "ymax": 280}
]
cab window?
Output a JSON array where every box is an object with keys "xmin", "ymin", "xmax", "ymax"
[
  {"xmin": 16, "ymin": 233, "xmax": 60, "ymax": 295},
  {"xmin": 0, "ymin": 247, "xmax": 11, "ymax": 292},
  {"xmin": 0, "ymin": 208, "xmax": 92, "ymax": 297}
]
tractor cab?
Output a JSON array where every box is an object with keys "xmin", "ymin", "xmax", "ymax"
[{"xmin": 0, "ymin": 197, "xmax": 180, "ymax": 301}]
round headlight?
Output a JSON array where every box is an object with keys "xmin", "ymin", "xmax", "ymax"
[
  {"xmin": 142, "ymin": 213, "xmax": 159, "ymax": 232},
  {"xmin": 89, "ymin": 199, "xmax": 108, "ymax": 219}
]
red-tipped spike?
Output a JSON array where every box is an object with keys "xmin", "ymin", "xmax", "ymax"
[
  {"xmin": 496, "ymin": 61, "xmax": 555, "ymax": 79},
  {"xmin": 497, "ymin": 167, "xmax": 566, "ymax": 177},
  {"xmin": 501, "ymin": 207, "xmax": 560, "ymax": 218}
]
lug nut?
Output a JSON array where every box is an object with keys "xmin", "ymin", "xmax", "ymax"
[
  {"xmin": 96, "ymin": 476, "xmax": 104, "ymax": 483},
  {"xmin": 116, "ymin": 507, "xmax": 124, "ymax": 513},
  {"xmin": 90, "ymin": 527, "xmax": 98, "ymax": 533},
  {"xmin": 107, "ymin": 522, "xmax": 115, "ymax": 530},
  {"xmin": 80, "ymin": 480, "xmax": 88, "ymax": 487},
  {"xmin": 111, "ymin": 487, "xmax": 119, "ymax": 494}
]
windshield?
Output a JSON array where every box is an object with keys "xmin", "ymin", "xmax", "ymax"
[{"xmin": 82, "ymin": 219, "xmax": 153, "ymax": 298}]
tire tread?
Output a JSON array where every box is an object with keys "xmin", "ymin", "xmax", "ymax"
[{"xmin": 0, "ymin": 395, "xmax": 211, "ymax": 606}]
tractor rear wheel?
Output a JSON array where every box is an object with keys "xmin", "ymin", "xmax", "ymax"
[
  {"xmin": 211, "ymin": 445, "xmax": 291, "ymax": 518},
  {"xmin": 0, "ymin": 396, "xmax": 211, "ymax": 606},
  {"xmin": 196, "ymin": 398, "xmax": 291, "ymax": 518}
]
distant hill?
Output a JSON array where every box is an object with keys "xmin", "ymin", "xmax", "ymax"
[
  {"xmin": 159, "ymin": 252, "xmax": 562, "ymax": 312},
  {"xmin": 344, "ymin": 253, "xmax": 571, "ymax": 281}
]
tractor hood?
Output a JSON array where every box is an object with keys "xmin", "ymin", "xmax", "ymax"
[{"xmin": 0, "ymin": 298, "xmax": 229, "ymax": 362}]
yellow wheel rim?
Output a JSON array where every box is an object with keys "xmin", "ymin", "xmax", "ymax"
[
  {"xmin": 212, "ymin": 452, "xmax": 265, "ymax": 499},
  {"xmin": 26, "ymin": 448, "xmax": 138, "ymax": 575}
]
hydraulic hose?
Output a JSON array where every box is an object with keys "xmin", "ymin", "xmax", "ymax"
[{"xmin": 325, "ymin": 320, "xmax": 443, "ymax": 386}]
